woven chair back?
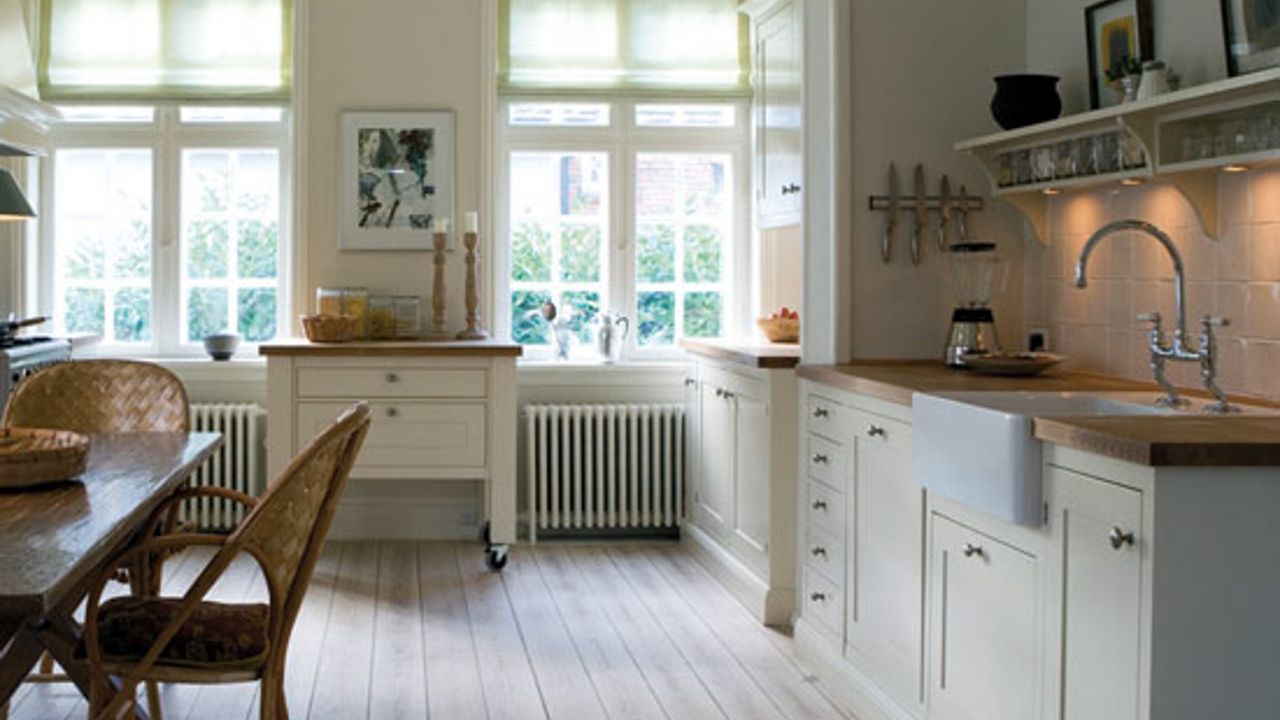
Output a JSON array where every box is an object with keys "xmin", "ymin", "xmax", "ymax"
[
  {"xmin": 2, "ymin": 359, "xmax": 190, "ymax": 434},
  {"xmin": 229, "ymin": 403, "xmax": 370, "ymax": 648}
]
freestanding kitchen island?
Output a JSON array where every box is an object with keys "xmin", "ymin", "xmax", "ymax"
[{"xmin": 261, "ymin": 339, "xmax": 522, "ymax": 569}]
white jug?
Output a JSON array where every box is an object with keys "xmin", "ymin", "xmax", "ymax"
[{"xmin": 594, "ymin": 312, "xmax": 630, "ymax": 362}]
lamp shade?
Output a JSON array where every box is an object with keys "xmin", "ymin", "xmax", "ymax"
[{"xmin": 0, "ymin": 168, "xmax": 35, "ymax": 220}]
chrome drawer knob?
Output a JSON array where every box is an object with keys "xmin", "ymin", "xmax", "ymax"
[
  {"xmin": 812, "ymin": 454, "xmax": 829, "ymax": 465},
  {"xmin": 1109, "ymin": 527, "xmax": 1135, "ymax": 550},
  {"xmin": 813, "ymin": 407, "xmax": 829, "ymax": 418},
  {"xmin": 961, "ymin": 543, "xmax": 984, "ymax": 558},
  {"xmin": 386, "ymin": 407, "xmax": 399, "ymax": 418},
  {"xmin": 811, "ymin": 546, "xmax": 827, "ymax": 557},
  {"xmin": 811, "ymin": 500, "xmax": 828, "ymax": 511},
  {"xmin": 809, "ymin": 592, "xmax": 826, "ymax": 602},
  {"xmin": 386, "ymin": 372, "xmax": 400, "ymax": 383},
  {"xmin": 866, "ymin": 425, "xmax": 887, "ymax": 438}
]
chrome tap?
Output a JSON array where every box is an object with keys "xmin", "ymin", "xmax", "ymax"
[{"xmin": 1074, "ymin": 219, "xmax": 1236, "ymax": 413}]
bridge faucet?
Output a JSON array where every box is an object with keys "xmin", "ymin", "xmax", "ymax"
[{"xmin": 1074, "ymin": 219, "xmax": 1236, "ymax": 413}]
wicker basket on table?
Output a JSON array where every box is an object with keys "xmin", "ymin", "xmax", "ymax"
[
  {"xmin": 301, "ymin": 314, "xmax": 357, "ymax": 343},
  {"xmin": 0, "ymin": 427, "xmax": 90, "ymax": 489}
]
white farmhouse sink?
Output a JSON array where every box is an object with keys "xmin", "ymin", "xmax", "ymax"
[{"xmin": 911, "ymin": 391, "xmax": 1275, "ymax": 526}]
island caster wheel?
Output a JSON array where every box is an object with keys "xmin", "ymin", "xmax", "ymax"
[
  {"xmin": 481, "ymin": 522, "xmax": 492, "ymax": 546},
  {"xmin": 485, "ymin": 546, "xmax": 508, "ymax": 572}
]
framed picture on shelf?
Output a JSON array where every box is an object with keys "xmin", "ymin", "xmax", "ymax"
[
  {"xmin": 1085, "ymin": 0, "xmax": 1153, "ymax": 109},
  {"xmin": 1221, "ymin": 0, "xmax": 1280, "ymax": 76},
  {"xmin": 339, "ymin": 110, "xmax": 454, "ymax": 251}
]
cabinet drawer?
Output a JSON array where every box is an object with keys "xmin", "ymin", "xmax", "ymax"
[
  {"xmin": 297, "ymin": 401, "xmax": 486, "ymax": 471},
  {"xmin": 805, "ymin": 480, "xmax": 844, "ymax": 538},
  {"xmin": 806, "ymin": 434, "xmax": 843, "ymax": 489},
  {"xmin": 296, "ymin": 367, "xmax": 487, "ymax": 399},
  {"xmin": 803, "ymin": 567, "xmax": 843, "ymax": 636},
  {"xmin": 805, "ymin": 395, "xmax": 844, "ymax": 440},
  {"xmin": 852, "ymin": 412, "xmax": 911, "ymax": 455},
  {"xmin": 805, "ymin": 524, "xmax": 844, "ymax": 584}
]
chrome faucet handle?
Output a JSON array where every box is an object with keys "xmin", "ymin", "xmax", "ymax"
[
  {"xmin": 1136, "ymin": 311, "xmax": 1162, "ymax": 324},
  {"xmin": 1199, "ymin": 316, "xmax": 1239, "ymax": 414}
]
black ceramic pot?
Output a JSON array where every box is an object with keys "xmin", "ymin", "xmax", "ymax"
[{"xmin": 990, "ymin": 74, "xmax": 1062, "ymax": 130}]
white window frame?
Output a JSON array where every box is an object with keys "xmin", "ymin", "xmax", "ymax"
[
  {"xmin": 39, "ymin": 106, "xmax": 293, "ymax": 357},
  {"xmin": 495, "ymin": 97, "xmax": 750, "ymax": 361}
]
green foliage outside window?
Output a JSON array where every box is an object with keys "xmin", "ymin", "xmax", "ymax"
[
  {"xmin": 65, "ymin": 288, "xmax": 104, "ymax": 334},
  {"xmin": 113, "ymin": 220, "xmax": 151, "ymax": 278},
  {"xmin": 562, "ymin": 291, "xmax": 599, "ymax": 343},
  {"xmin": 684, "ymin": 291, "xmax": 722, "ymax": 338},
  {"xmin": 238, "ymin": 220, "xmax": 278, "ymax": 279},
  {"xmin": 66, "ymin": 238, "xmax": 105, "ymax": 280},
  {"xmin": 511, "ymin": 223, "xmax": 552, "ymax": 283},
  {"xmin": 188, "ymin": 287, "xmax": 229, "ymax": 341},
  {"xmin": 187, "ymin": 220, "xmax": 229, "ymax": 279},
  {"xmin": 560, "ymin": 224, "xmax": 601, "ymax": 282},
  {"xmin": 683, "ymin": 225, "xmax": 721, "ymax": 283},
  {"xmin": 511, "ymin": 290, "xmax": 551, "ymax": 345},
  {"xmin": 637, "ymin": 291, "xmax": 675, "ymax": 346},
  {"xmin": 238, "ymin": 288, "xmax": 276, "ymax": 341},
  {"xmin": 113, "ymin": 288, "xmax": 150, "ymax": 342},
  {"xmin": 636, "ymin": 224, "xmax": 675, "ymax": 283}
]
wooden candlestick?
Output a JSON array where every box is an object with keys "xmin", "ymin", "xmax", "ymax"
[
  {"xmin": 426, "ymin": 231, "xmax": 452, "ymax": 340},
  {"xmin": 457, "ymin": 231, "xmax": 489, "ymax": 340}
]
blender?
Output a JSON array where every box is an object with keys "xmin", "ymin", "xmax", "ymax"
[{"xmin": 944, "ymin": 242, "xmax": 1006, "ymax": 367}]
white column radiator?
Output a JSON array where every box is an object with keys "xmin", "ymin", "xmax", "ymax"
[
  {"xmin": 183, "ymin": 403, "xmax": 267, "ymax": 531},
  {"xmin": 525, "ymin": 404, "xmax": 685, "ymax": 542}
]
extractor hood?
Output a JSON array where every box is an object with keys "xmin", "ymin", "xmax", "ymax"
[{"xmin": 0, "ymin": 0, "xmax": 57, "ymax": 156}]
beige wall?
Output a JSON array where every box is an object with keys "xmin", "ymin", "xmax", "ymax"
[
  {"xmin": 300, "ymin": 0, "xmax": 485, "ymax": 331},
  {"xmin": 1021, "ymin": 0, "xmax": 1280, "ymax": 400},
  {"xmin": 848, "ymin": 0, "xmax": 1028, "ymax": 360}
]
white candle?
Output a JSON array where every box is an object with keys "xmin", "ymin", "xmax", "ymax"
[
  {"xmin": 432, "ymin": 217, "xmax": 450, "ymax": 234},
  {"xmin": 464, "ymin": 211, "xmax": 479, "ymax": 235}
]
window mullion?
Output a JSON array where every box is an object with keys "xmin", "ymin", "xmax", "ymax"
[{"xmin": 155, "ymin": 108, "xmax": 181, "ymax": 355}]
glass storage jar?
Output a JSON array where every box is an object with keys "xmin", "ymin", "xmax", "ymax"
[
  {"xmin": 394, "ymin": 296, "xmax": 421, "ymax": 338},
  {"xmin": 368, "ymin": 296, "xmax": 396, "ymax": 340}
]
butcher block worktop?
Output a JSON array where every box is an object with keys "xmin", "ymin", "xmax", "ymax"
[
  {"xmin": 799, "ymin": 361, "xmax": 1280, "ymax": 467},
  {"xmin": 259, "ymin": 339, "xmax": 523, "ymax": 357},
  {"xmin": 681, "ymin": 338, "xmax": 801, "ymax": 369}
]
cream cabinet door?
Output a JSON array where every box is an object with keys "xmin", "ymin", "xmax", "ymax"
[
  {"xmin": 1045, "ymin": 468, "xmax": 1143, "ymax": 720},
  {"xmin": 297, "ymin": 401, "xmax": 486, "ymax": 476},
  {"xmin": 846, "ymin": 411, "xmax": 925, "ymax": 712},
  {"xmin": 683, "ymin": 370, "xmax": 701, "ymax": 523},
  {"xmin": 694, "ymin": 380, "xmax": 734, "ymax": 538},
  {"xmin": 929, "ymin": 513, "xmax": 1041, "ymax": 720},
  {"xmin": 754, "ymin": 0, "xmax": 802, "ymax": 226},
  {"xmin": 732, "ymin": 390, "xmax": 770, "ymax": 559}
]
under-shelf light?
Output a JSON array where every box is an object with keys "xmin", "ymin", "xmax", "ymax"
[
  {"xmin": 1119, "ymin": 177, "xmax": 1144, "ymax": 186},
  {"xmin": 1222, "ymin": 164, "xmax": 1249, "ymax": 173},
  {"xmin": 1042, "ymin": 188, "xmax": 1062, "ymax": 196}
]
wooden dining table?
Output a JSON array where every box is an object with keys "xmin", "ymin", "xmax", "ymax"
[{"xmin": 0, "ymin": 432, "xmax": 221, "ymax": 714}]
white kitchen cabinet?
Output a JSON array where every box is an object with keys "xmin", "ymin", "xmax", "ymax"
[
  {"xmin": 1043, "ymin": 466, "xmax": 1143, "ymax": 720},
  {"xmin": 846, "ymin": 409, "xmax": 926, "ymax": 715},
  {"xmin": 928, "ymin": 513, "xmax": 1041, "ymax": 720},
  {"xmin": 743, "ymin": 0, "xmax": 802, "ymax": 228},
  {"xmin": 683, "ymin": 355, "xmax": 797, "ymax": 625}
]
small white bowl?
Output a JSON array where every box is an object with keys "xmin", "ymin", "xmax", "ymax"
[{"xmin": 203, "ymin": 333, "xmax": 241, "ymax": 361}]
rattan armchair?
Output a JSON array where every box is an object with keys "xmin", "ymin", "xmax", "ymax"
[
  {"xmin": 82, "ymin": 403, "xmax": 370, "ymax": 720},
  {"xmin": 2, "ymin": 359, "xmax": 190, "ymax": 434}
]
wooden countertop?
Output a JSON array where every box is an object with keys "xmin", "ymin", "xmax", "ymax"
[
  {"xmin": 260, "ymin": 339, "xmax": 523, "ymax": 358},
  {"xmin": 682, "ymin": 338, "xmax": 801, "ymax": 369},
  {"xmin": 799, "ymin": 361, "xmax": 1280, "ymax": 467}
]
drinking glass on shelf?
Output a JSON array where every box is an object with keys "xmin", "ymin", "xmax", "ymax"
[
  {"xmin": 1077, "ymin": 136, "xmax": 1098, "ymax": 176},
  {"xmin": 998, "ymin": 153, "xmax": 1014, "ymax": 187},
  {"xmin": 1012, "ymin": 149, "xmax": 1032, "ymax": 185},
  {"xmin": 1032, "ymin": 146, "xmax": 1056, "ymax": 182},
  {"xmin": 1095, "ymin": 133, "xmax": 1121, "ymax": 174},
  {"xmin": 1055, "ymin": 140, "xmax": 1078, "ymax": 178}
]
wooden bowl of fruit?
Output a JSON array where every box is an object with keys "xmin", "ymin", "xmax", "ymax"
[{"xmin": 756, "ymin": 307, "xmax": 800, "ymax": 343}]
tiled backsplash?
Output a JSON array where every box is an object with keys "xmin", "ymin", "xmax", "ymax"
[{"xmin": 1024, "ymin": 167, "xmax": 1280, "ymax": 401}]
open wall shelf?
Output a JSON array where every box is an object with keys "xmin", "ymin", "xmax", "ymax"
[{"xmin": 955, "ymin": 68, "xmax": 1280, "ymax": 244}]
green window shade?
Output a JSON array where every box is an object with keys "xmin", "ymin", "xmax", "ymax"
[
  {"xmin": 39, "ymin": 0, "xmax": 291, "ymax": 101},
  {"xmin": 499, "ymin": 0, "xmax": 749, "ymax": 97}
]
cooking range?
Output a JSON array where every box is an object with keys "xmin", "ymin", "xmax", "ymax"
[{"xmin": 0, "ymin": 336, "xmax": 73, "ymax": 405}]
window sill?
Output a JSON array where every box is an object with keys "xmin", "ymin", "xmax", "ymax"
[{"xmin": 517, "ymin": 358, "xmax": 688, "ymax": 387}]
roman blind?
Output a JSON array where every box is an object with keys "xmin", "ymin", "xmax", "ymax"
[
  {"xmin": 38, "ymin": 0, "xmax": 291, "ymax": 101},
  {"xmin": 499, "ymin": 0, "xmax": 749, "ymax": 96}
]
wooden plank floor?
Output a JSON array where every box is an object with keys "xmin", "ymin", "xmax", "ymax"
[{"xmin": 9, "ymin": 542, "xmax": 852, "ymax": 720}]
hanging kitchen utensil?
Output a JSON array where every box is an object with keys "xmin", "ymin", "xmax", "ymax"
[
  {"xmin": 956, "ymin": 184, "xmax": 970, "ymax": 243},
  {"xmin": 938, "ymin": 175, "xmax": 951, "ymax": 250},
  {"xmin": 912, "ymin": 163, "xmax": 925, "ymax": 265},
  {"xmin": 882, "ymin": 163, "xmax": 898, "ymax": 263}
]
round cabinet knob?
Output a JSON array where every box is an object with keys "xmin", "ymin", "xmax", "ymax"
[
  {"xmin": 722, "ymin": 390, "xmax": 735, "ymax": 400},
  {"xmin": 812, "ymin": 454, "xmax": 829, "ymax": 465},
  {"xmin": 386, "ymin": 372, "xmax": 400, "ymax": 383},
  {"xmin": 810, "ymin": 546, "xmax": 827, "ymax": 557},
  {"xmin": 1109, "ymin": 526, "xmax": 1135, "ymax": 550},
  {"xmin": 813, "ymin": 407, "xmax": 829, "ymax": 418},
  {"xmin": 811, "ymin": 500, "xmax": 828, "ymax": 511},
  {"xmin": 961, "ymin": 543, "xmax": 984, "ymax": 558},
  {"xmin": 386, "ymin": 407, "xmax": 399, "ymax": 418},
  {"xmin": 867, "ymin": 425, "xmax": 887, "ymax": 438},
  {"xmin": 809, "ymin": 592, "xmax": 827, "ymax": 603}
]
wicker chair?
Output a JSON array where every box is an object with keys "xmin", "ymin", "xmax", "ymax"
[
  {"xmin": 0, "ymin": 359, "xmax": 192, "ymax": 715},
  {"xmin": 2, "ymin": 359, "xmax": 191, "ymax": 434},
  {"xmin": 81, "ymin": 403, "xmax": 371, "ymax": 720}
]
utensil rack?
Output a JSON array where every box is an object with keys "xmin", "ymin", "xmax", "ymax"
[{"xmin": 867, "ymin": 195, "xmax": 985, "ymax": 212}]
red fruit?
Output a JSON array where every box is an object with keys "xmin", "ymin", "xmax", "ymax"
[
  {"xmin": 769, "ymin": 312, "xmax": 779, "ymax": 320},
  {"xmin": 779, "ymin": 306, "xmax": 790, "ymax": 315}
]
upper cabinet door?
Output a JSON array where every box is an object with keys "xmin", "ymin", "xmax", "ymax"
[
  {"xmin": 1044, "ymin": 467, "xmax": 1144, "ymax": 720},
  {"xmin": 754, "ymin": 1, "xmax": 802, "ymax": 228}
]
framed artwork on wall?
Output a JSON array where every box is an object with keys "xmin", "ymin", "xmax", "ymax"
[
  {"xmin": 339, "ymin": 111, "xmax": 454, "ymax": 251},
  {"xmin": 1222, "ymin": 0, "xmax": 1280, "ymax": 76},
  {"xmin": 1085, "ymin": 0, "xmax": 1153, "ymax": 109}
]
